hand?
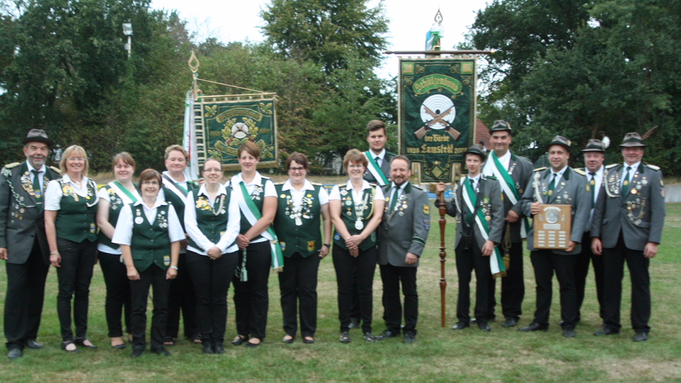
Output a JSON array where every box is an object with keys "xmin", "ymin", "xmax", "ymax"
[
  {"xmin": 50, "ymin": 253, "xmax": 61, "ymax": 268},
  {"xmin": 481, "ymin": 240, "xmax": 495, "ymax": 257},
  {"xmin": 0, "ymin": 247, "xmax": 7, "ymax": 261},
  {"xmin": 320, "ymin": 245, "xmax": 330, "ymax": 258},
  {"xmin": 207, "ymin": 246, "xmax": 222, "ymax": 260},
  {"xmin": 591, "ymin": 238, "xmax": 602, "ymax": 256},
  {"xmin": 644, "ymin": 242, "xmax": 658, "ymax": 259},
  {"xmin": 530, "ymin": 202, "xmax": 542, "ymax": 216},
  {"xmin": 166, "ymin": 267, "xmax": 178, "ymax": 280},
  {"xmin": 435, "ymin": 182, "xmax": 446, "ymax": 194},
  {"xmin": 346, "ymin": 235, "xmax": 363, "ymax": 249},
  {"xmin": 180, "ymin": 238, "xmax": 189, "ymax": 250},
  {"xmin": 506, "ymin": 210, "xmax": 520, "ymax": 223},
  {"xmin": 127, "ymin": 267, "xmax": 140, "ymax": 281},
  {"xmin": 349, "ymin": 246, "xmax": 359, "ymax": 257},
  {"xmin": 566, "ymin": 241, "xmax": 577, "ymax": 253},
  {"xmin": 236, "ymin": 234, "xmax": 250, "ymax": 249},
  {"xmin": 405, "ymin": 252, "xmax": 419, "ymax": 265}
]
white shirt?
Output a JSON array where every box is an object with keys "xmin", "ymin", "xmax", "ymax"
[
  {"xmin": 329, "ymin": 180, "xmax": 385, "ymax": 202},
  {"xmin": 622, "ymin": 162, "xmax": 641, "ymax": 187},
  {"xmin": 482, "ymin": 150, "xmax": 511, "ymax": 177},
  {"xmin": 184, "ymin": 184, "xmax": 240, "ymax": 255},
  {"xmin": 44, "ymin": 174, "xmax": 99, "ymax": 211},
  {"xmin": 112, "ymin": 198, "xmax": 184, "ymax": 246},
  {"xmin": 467, "ymin": 174, "xmax": 481, "ymax": 190},
  {"xmin": 388, "ymin": 181, "xmax": 408, "ymax": 201},
  {"xmin": 549, "ymin": 166, "xmax": 568, "ymax": 187},
  {"xmin": 228, "ymin": 172, "xmax": 277, "ymax": 244},
  {"xmin": 369, "ymin": 149, "xmax": 386, "ymax": 168},
  {"xmin": 282, "ymin": 179, "xmax": 329, "ymax": 209},
  {"xmin": 97, "ymin": 182, "xmax": 141, "ymax": 254}
]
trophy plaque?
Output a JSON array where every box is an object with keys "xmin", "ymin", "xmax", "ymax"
[{"xmin": 533, "ymin": 205, "xmax": 572, "ymax": 249}]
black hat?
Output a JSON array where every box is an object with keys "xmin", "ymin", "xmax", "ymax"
[
  {"xmin": 489, "ymin": 120, "xmax": 512, "ymax": 133},
  {"xmin": 619, "ymin": 132, "xmax": 646, "ymax": 148},
  {"xmin": 21, "ymin": 129, "xmax": 55, "ymax": 148},
  {"xmin": 582, "ymin": 138, "xmax": 605, "ymax": 153},
  {"xmin": 464, "ymin": 144, "xmax": 486, "ymax": 161},
  {"xmin": 547, "ymin": 135, "xmax": 571, "ymax": 152}
]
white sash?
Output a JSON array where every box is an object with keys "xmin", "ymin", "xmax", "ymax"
[
  {"xmin": 462, "ymin": 182, "xmax": 503, "ymax": 275},
  {"xmin": 230, "ymin": 175, "xmax": 276, "ymax": 243},
  {"xmin": 109, "ymin": 181, "xmax": 138, "ymax": 205},
  {"xmin": 487, "ymin": 157, "xmax": 528, "ymax": 238},
  {"xmin": 364, "ymin": 152, "xmax": 388, "ymax": 186}
]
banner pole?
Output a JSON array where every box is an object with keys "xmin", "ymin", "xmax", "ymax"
[{"xmin": 438, "ymin": 188, "xmax": 447, "ymax": 327}]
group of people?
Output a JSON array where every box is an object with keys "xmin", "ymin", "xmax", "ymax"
[
  {"xmin": 436, "ymin": 121, "xmax": 665, "ymax": 342},
  {"xmin": 1, "ymin": 121, "xmax": 431, "ymax": 360}
]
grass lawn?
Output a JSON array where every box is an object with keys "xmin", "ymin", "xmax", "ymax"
[{"xmin": 1, "ymin": 197, "xmax": 680, "ymax": 382}]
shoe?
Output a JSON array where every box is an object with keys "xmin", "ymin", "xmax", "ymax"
[
  {"xmin": 191, "ymin": 334, "xmax": 202, "ymax": 344},
  {"xmin": 478, "ymin": 322, "xmax": 491, "ymax": 332},
  {"xmin": 376, "ymin": 330, "xmax": 399, "ymax": 340},
  {"xmin": 518, "ymin": 323, "xmax": 548, "ymax": 332},
  {"xmin": 348, "ymin": 317, "xmax": 361, "ymax": 330},
  {"xmin": 282, "ymin": 335, "xmax": 294, "ymax": 344},
  {"xmin": 471, "ymin": 316, "xmax": 496, "ymax": 323},
  {"xmin": 231, "ymin": 335, "xmax": 247, "ymax": 346},
  {"xmin": 633, "ymin": 332, "xmax": 648, "ymax": 342},
  {"xmin": 594, "ymin": 328, "xmax": 620, "ymax": 336},
  {"xmin": 61, "ymin": 341, "xmax": 79, "ymax": 353},
  {"xmin": 202, "ymin": 343, "xmax": 214, "ymax": 354},
  {"xmin": 501, "ymin": 318, "xmax": 518, "ymax": 328},
  {"xmin": 339, "ymin": 331, "xmax": 350, "ymax": 343},
  {"xmin": 559, "ymin": 319, "xmax": 581, "ymax": 326},
  {"xmin": 245, "ymin": 339, "xmax": 261, "ymax": 348},
  {"xmin": 151, "ymin": 347, "xmax": 171, "ymax": 356},
  {"xmin": 452, "ymin": 322, "xmax": 469, "ymax": 330},
  {"xmin": 303, "ymin": 337, "xmax": 315, "ymax": 344},
  {"xmin": 214, "ymin": 343, "xmax": 225, "ymax": 354},
  {"xmin": 25, "ymin": 340, "xmax": 43, "ymax": 349},
  {"xmin": 112, "ymin": 343, "xmax": 126, "ymax": 349},
  {"xmin": 130, "ymin": 348, "xmax": 144, "ymax": 358},
  {"xmin": 75, "ymin": 338, "xmax": 97, "ymax": 349},
  {"xmin": 403, "ymin": 333, "xmax": 416, "ymax": 344},
  {"xmin": 363, "ymin": 332, "xmax": 375, "ymax": 343},
  {"xmin": 7, "ymin": 348, "xmax": 22, "ymax": 359},
  {"xmin": 563, "ymin": 329, "xmax": 576, "ymax": 338},
  {"xmin": 163, "ymin": 338, "xmax": 176, "ymax": 346}
]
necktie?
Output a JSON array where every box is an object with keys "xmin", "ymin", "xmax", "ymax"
[
  {"xmin": 589, "ymin": 173, "xmax": 596, "ymax": 208},
  {"xmin": 548, "ymin": 173, "xmax": 557, "ymax": 201},
  {"xmin": 389, "ymin": 185, "xmax": 400, "ymax": 212},
  {"xmin": 622, "ymin": 166, "xmax": 632, "ymax": 196},
  {"xmin": 375, "ymin": 157, "xmax": 381, "ymax": 167},
  {"xmin": 31, "ymin": 170, "xmax": 42, "ymax": 203}
]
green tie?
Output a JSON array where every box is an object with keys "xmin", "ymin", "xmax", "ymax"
[
  {"xmin": 389, "ymin": 185, "xmax": 400, "ymax": 212},
  {"xmin": 31, "ymin": 170, "xmax": 42, "ymax": 203},
  {"xmin": 589, "ymin": 173, "xmax": 596, "ymax": 208},
  {"xmin": 548, "ymin": 173, "xmax": 557, "ymax": 202},
  {"xmin": 621, "ymin": 166, "xmax": 632, "ymax": 196}
]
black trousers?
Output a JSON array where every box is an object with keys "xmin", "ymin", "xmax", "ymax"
[
  {"xmin": 4, "ymin": 239, "xmax": 50, "ymax": 350},
  {"xmin": 529, "ymin": 250, "xmax": 577, "ymax": 329},
  {"xmin": 574, "ymin": 231, "xmax": 605, "ymax": 322},
  {"xmin": 278, "ymin": 252, "xmax": 321, "ymax": 338},
  {"xmin": 130, "ymin": 264, "xmax": 170, "ymax": 350},
  {"xmin": 233, "ymin": 241, "xmax": 271, "ymax": 340},
  {"xmin": 185, "ymin": 250, "xmax": 238, "ymax": 344},
  {"xmin": 332, "ymin": 245, "xmax": 377, "ymax": 334},
  {"xmin": 165, "ymin": 252, "xmax": 198, "ymax": 340},
  {"xmin": 379, "ymin": 263, "xmax": 418, "ymax": 336},
  {"xmin": 98, "ymin": 251, "xmax": 132, "ymax": 338},
  {"xmin": 55, "ymin": 238, "xmax": 97, "ymax": 342},
  {"xmin": 488, "ymin": 240, "xmax": 525, "ymax": 320},
  {"xmin": 602, "ymin": 232, "xmax": 651, "ymax": 333},
  {"xmin": 455, "ymin": 242, "xmax": 493, "ymax": 324}
]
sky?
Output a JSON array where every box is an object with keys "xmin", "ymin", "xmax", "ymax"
[{"xmin": 150, "ymin": 0, "xmax": 491, "ymax": 79}]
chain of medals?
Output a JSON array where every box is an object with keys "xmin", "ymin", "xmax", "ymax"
[
  {"xmin": 196, "ymin": 193, "xmax": 226, "ymax": 216},
  {"xmin": 341, "ymin": 186, "xmax": 373, "ymax": 231},
  {"xmin": 285, "ymin": 192, "xmax": 314, "ymax": 226}
]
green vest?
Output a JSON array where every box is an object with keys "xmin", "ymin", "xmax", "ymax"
[
  {"xmin": 130, "ymin": 204, "xmax": 172, "ymax": 272},
  {"xmin": 236, "ymin": 177, "xmax": 271, "ymax": 240},
  {"xmin": 187, "ymin": 188, "xmax": 233, "ymax": 249},
  {"xmin": 55, "ymin": 179, "xmax": 98, "ymax": 243},
  {"xmin": 162, "ymin": 177, "xmax": 197, "ymax": 231},
  {"xmin": 273, "ymin": 183, "xmax": 322, "ymax": 258},
  {"xmin": 333, "ymin": 184, "xmax": 377, "ymax": 251},
  {"xmin": 98, "ymin": 183, "xmax": 139, "ymax": 250}
]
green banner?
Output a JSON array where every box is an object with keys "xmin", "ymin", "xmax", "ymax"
[
  {"xmin": 196, "ymin": 96, "xmax": 278, "ymax": 168},
  {"xmin": 399, "ymin": 59, "xmax": 476, "ymax": 182}
]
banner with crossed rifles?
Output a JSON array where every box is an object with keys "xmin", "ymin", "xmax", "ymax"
[
  {"xmin": 193, "ymin": 95, "xmax": 278, "ymax": 170},
  {"xmin": 399, "ymin": 58, "xmax": 476, "ymax": 183}
]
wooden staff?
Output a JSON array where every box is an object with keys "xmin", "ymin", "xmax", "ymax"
[{"xmin": 437, "ymin": 188, "xmax": 447, "ymax": 327}]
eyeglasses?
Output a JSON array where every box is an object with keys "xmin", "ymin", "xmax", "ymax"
[
  {"xmin": 67, "ymin": 157, "xmax": 85, "ymax": 162},
  {"xmin": 289, "ymin": 167, "xmax": 305, "ymax": 172}
]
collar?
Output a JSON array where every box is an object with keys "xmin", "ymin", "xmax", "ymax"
[
  {"xmin": 62, "ymin": 174, "xmax": 89, "ymax": 185},
  {"xmin": 369, "ymin": 149, "xmax": 386, "ymax": 161},
  {"xmin": 550, "ymin": 166, "xmax": 568, "ymax": 179},
  {"xmin": 283, "ymin": 179, "xmax": 314, "ymax": 192},
  {"xmin": 25, "ymin": 161, "xmax": 46, "ymax": 173},
  {"xmin": 197, "ymin": 183, "xmax": 227, "ymax": 198},
  {"xmin": 496, "ymin": 150, "xmax": 511, "ymax": 164},
  {"xmin": 390, "ymin": 181, "xmax": 410, "ymax": 191},
  {"xmin": 345, "ymin": 179, "xmax": 372, "ymax": 191},
  {"xmin": 235, "ymin": 171, "xmax": 263, "ymax": 186},
  {"xmin": 134, "ymin": 197, "xmax": 167, "ymax": 210},
  {"xmin": 467, "ymin": 174, "xmax": 481, "ymax": 184},
  {"xmin": 586, "ymin": 165, "xmax": 604, "ymax": 177},
  {"xmin": 623, "ymin": 162, "xmax": 641, "ymax": 173}
]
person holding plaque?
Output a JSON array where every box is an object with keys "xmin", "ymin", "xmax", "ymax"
[
  {"xmin": 436, "ymin": 145, "xmax": 504, "ymax": 332},
  {"xmin": 329, "ymin": 149, "xmax": 385, "ymax": 343},
  {"xmin": 519, "ymin": 136, "xmax": 590, "ymax": 338},
  {"xmin": 591, "ymin": 132, "xmax": 665, "ymax": 342}
]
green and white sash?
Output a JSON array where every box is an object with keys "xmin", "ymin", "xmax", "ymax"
[
  {"xmin": 111, "ymin": 181, "xmax": 139, "ymax": 204},
  {"xmin": 364, "ymin": 151, "xmax": 388, "ymax": 186},
  {"xmin": 234, "ymin": 179, "xmax": 284, "ymax": 276},
  {"xmin": 489, "ymin": 152, "xmax": 528, "ymax": 238},
  {"xmin": 462, "ymin": 178, "xmax": 506, "ymax": 277},
  {"xmin": 162, "ymin": 172, "xmax": 189, "ymax": 197}
]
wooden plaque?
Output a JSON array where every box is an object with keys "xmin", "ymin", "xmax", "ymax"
[{"xmin": 533, "ymin": 205, "xmax": 572, "ymax": 250}]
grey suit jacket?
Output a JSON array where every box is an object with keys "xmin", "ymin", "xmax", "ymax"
[
  {"xmin": 377, "ymin": 182, "xmax": 430, "ymax": 267},
  {"xmin": 442, "ymin": 176, "xmax": 504, "ymax": 252},
  {"xmin": 521, "ymin": 167, "xmax": 590, "ymax": 255},
  {"xmin": 591, "ymin": 163, "xmax": 665, "ymax": 251},
  {"xmin": 0, "ymin": 162, "xmax": 60, "ymax": 265},
  {"xmin": 364, "ymin": 151, "xmax": 395, "ymax": 185}
]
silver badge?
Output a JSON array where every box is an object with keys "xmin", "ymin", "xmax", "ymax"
[
  {"xmin": 134, "ymin": 217, "xmax": 143, "ymax": 224},
  {"xmin": 355, "ymin": 220, "xmax": 364, "ymax": 230}
]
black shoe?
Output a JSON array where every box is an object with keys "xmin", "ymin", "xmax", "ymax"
[
  {"xmin": 25, "ymin": 340, "xmax": 43, "ymax": 350},
  {"xmin": 348, "ymin": 317, "xmax": 361, "ymax": 330},
  {"xmin": 363, "ymin": 332, "xmax": 375, "ymax": 343},
  {"xmin": 130, "ymin": 348, "xmax": 144, "ymax": 358},
  {"xmin": 376, "ymin": 330, "xmax": 399, "ymax": 340},
  {"xmin": 403, "ymin": 333, "xmax": 416, "ymax": 344},
  {"xmin": 478, "ymin": 322, "xmax": 491, "ymax": 332},
  {"xmin": 594, "ymin": 328, "xmax": 620, "ymax": 336},
  {"xmin": 303, "ymin": 337, "xmax": 315, "ymax": 344},
  {"xmin": 231, "ymin": 335, "xmax": 247, "ymax": 346},
  {"xmin": 563, "ymin": 329, "xmax": 576, "ymax": 338},
  {"xmin": 472, "ymin": 316, "xmax": 496, "ymax": 323},
  {"xmin": 7, "ymin": 348, "xmax": 22, "ymax": 359},
  {"xmin": 245, "ymin": 340, "xmax": 261, "ymax": 348},
  {"xmin": 151, "ymin": 347, "xmax": 171, "ymax": 356},
  {"xmin": 501, "ymin": 318, "xmax": 518, "ymax": 328},
  {"xmin": 559, "ymin": 319, "xmax": 581, "ymax": 326},
  {"xmin": 282, "ymin": 335, "xmax": 294, "ymax": 344},
  {"xmin": 214, "ymin": 343, "xmax": 225, "ymax": 354},
  {"xmin": 74, "ymin": 338, "xmax": 97, "ymax": 349},
  {"xmin": 633, "ymin": 332, "xmax": 648, "ymax": 342},
  {"xmin": 452, "ymin": 322, "xmax": 469, "ymax": 330},
  {"xmin": 339, "ymin": 331, "xmax": 350, "ymax": 343},
  {"xmin": 518, "ymin": 323, "xmax": 548, "ymax": 332},
  {"xmin": 202, "ymin": 343, "xmax": 214, "ymax": 354}
]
